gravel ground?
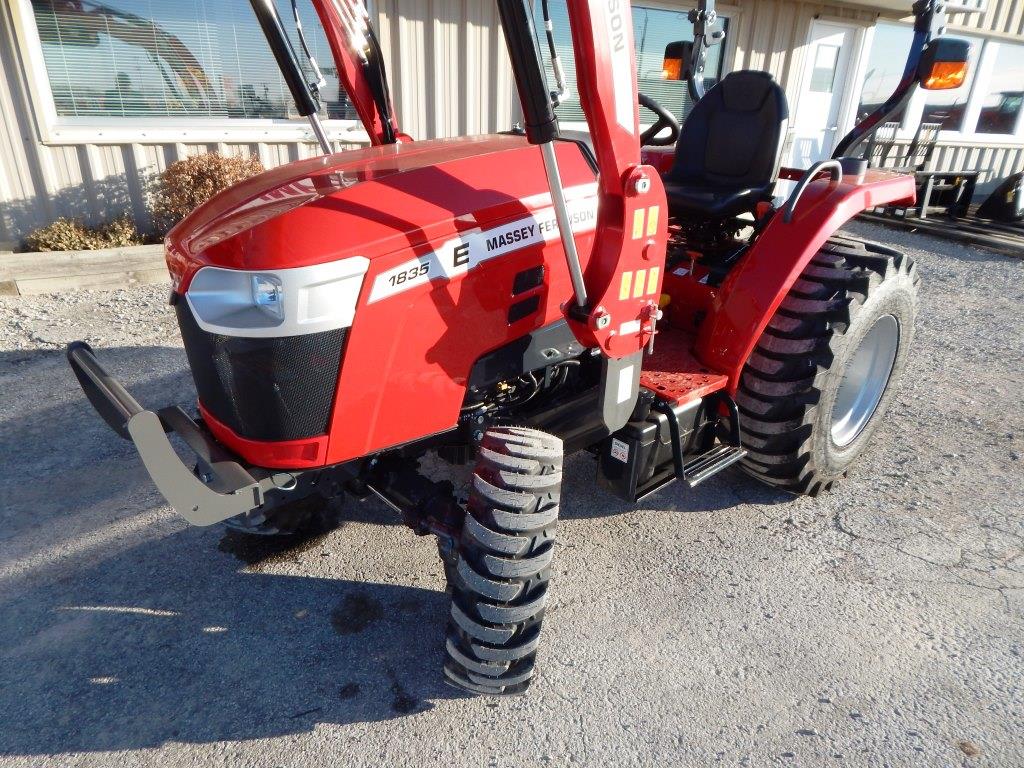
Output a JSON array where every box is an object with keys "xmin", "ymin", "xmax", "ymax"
[{"xmin": 0, "ymin": 221, "xmax": 1021, "ymax": 768}]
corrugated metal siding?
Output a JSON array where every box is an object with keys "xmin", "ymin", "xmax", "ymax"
[
  {"xmin": 929, "ymin": 143, "xmax": 1024, "ymax": 179},
  {"xmin": 1, "ymin": 0, "xmax": 1021, "ymax": 246},
  {"xmin": 949, "ymin": 0, "xmax": 1024, "ymax": 38},
  {"xmin": 725, "ymin": 0, "xmax": 877, "ymax": 95},
  {"xmin": 724, "ymin": 0, "xmax": 1023, "ymax": 193},
  {"xmin": 374, "ymin": 0, "xmax": 514, "ymax": 139},
  {"xmin": 0, "ymin": 1, "xmax": 45, "ymax": 245}
]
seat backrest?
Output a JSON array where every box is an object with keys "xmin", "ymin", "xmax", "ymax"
[{"xmin": 667, "ymin": 70, "xmax": 789, "ymax": 190}]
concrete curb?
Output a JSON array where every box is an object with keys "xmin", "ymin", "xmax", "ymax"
[{"xmin": 0, "ymin": 244, "xmax": 168, "ymax": 296}]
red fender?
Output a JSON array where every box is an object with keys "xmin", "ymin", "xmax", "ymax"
[{"xmin": 695, "ymin": 169, "xmax": 916, "ymax": 392}]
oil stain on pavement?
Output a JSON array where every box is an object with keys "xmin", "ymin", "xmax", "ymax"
[{"xmin": 330, "ymin": 592, "xmax": 385, "ymax": 635}]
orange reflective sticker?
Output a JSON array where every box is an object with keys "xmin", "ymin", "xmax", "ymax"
[
  {"xmin": 646, "ymin": 205, "xmax": 660, "ymax": 237},
  {"xmin": 619, "ymin": 271, "xmax": 633, "ymax": 301},
  {"xmin": 632, "ymin": 209, "xmax": 645, "ymax": 239},
  {"xmin": 647, "ymin": 267, "xmax": 660, "ymax": 295},
  {"xmin": 633, "ymin": 269, "xmax": 647, "ymax": 299}
]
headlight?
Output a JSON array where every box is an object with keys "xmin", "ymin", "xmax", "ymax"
[
  {"xmin": 250, "ymin": 274, "xmax": 284, "ymax": 320},
  {"xmin": 185, "ymin": 257, "xmax": 370, "ymax": 338}
]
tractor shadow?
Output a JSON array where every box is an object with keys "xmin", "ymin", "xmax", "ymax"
[
  {"xmin": 0, "ymin": 526, "xmax": 467, "ymax": 757},
  {"xmin": 1, "ymin": 345, "xmax": 469, "ymax": 757},
  {"xmin": 0, "ymin": 342, "xmax": 785, "ymax": 758},
  {"xmin": 553, "ymin": 450, "xmax": 793, "ymax": 521},
  {"xmin": 0, "ymin": 345, "xmax": 197, "ymax": 543}
]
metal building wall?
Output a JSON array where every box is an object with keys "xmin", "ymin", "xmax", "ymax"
[
  {"xmin": 949, "ymin": 0, "xmax": 1024, "ymax": 37},
  {"xmin": 724, "ymin": 0, "xmax": 877, "ymax": 93},
  {"xmin": 373, "ymin": 0, "xmax": 515, "ymax": 140},
  {"xmin": 2, "ymin": 0, "xmax": 1021, "ymax": 247}
]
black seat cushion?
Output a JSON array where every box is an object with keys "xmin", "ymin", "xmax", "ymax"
[
  {"xmin": 664, "ymin": 185, "xmax": 766, "ymax": 219},
  {"xmin": 665, "ymin": 70, "xmax": 789, "ymax": 219}
]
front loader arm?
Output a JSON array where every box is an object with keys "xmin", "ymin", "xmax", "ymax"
[
  {"xmin": 498, "ymin": 0, "xmax": 668, "ymax": 361},
  {"xmin": 311, "ymin": 0, "xmax": 404, "ymax": 145}
]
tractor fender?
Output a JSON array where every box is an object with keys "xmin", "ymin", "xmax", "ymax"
[{"xmin": 695, "ymin": 169, "xmax": 916, "ymax": 392}]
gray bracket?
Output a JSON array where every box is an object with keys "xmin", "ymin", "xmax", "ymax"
[
  {"xmin": 127, "ymin": 411, "xmax": 264, "ymax": 527},
  {"xmin": 599, "ymin": 351, "xmax": 643, "ymax": 434}
]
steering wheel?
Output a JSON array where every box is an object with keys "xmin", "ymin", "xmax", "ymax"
[{"xmin": 639, "ymin": 93, "xmax": 680, "ymax": 147}]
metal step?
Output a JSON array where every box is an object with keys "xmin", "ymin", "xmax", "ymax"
[{"xmin": 683, "ymin": 444, "xmax": 747, "ymax": 487}]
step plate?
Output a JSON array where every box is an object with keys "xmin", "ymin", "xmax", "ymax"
[
  {"xmin": 640, "ymin": 331, "xmax": 728, "ymax": 405},
  {"xmin": 684, "ymin": 445, "xmax": 747, "ymax": 487}
]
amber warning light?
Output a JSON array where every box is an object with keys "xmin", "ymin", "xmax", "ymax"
[
  {"xmin": 918, "ymin": 37, "xmax": 971, "ymax": 91},
  {"xmin": 661, "ymin": 41, "xmax": 688, "ymax": 81},
  {"xmin": 922, "ymin": 61, "xmax": 968, "ymax": 90}
]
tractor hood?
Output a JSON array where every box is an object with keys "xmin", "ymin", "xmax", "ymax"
[{"xmin": 165, "ymin": 134, "xmax": 597, "ymax": 291}]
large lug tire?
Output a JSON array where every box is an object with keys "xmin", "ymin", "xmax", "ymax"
[
  {"xmin": 736, "ymin": 235, "xmax": 919, "ymax": 496},
  {"xmin": 443, "ymin": 427, "xmax": 563, "ymax": 695}
]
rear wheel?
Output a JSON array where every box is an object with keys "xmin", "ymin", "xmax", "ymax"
[
  {"xmin": 443, "ymin": 427, "xmax": 562, "ymax": 695},
  {"xmin": 737, "ymin": 236, "xmax": 919, "ymax": 495}
]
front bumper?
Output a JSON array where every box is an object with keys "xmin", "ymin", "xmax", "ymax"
[{"xmin": 67, "ymin": 341, "xmax": 274, "ymax": 526}]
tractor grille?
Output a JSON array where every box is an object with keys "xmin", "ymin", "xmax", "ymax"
[{"xmin": 175, "ymin": 303, "xmax": 346, "ymax": 442}]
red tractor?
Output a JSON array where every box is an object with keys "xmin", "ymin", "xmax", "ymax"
[{"xmin": 68, "ymin": 0, "xmax": 970, "ymax": 695}]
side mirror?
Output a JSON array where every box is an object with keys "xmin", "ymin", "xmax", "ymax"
[
  {"xmin": 662, "ymin": 41, "xmax": 691, "ymax": 81},
  {"xmin": 918, "ymin": 37, "xmax": 971, "ymax": 90}
]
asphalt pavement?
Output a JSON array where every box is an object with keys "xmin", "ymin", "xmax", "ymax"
[{"xmin": 0, "ymin": 221, "xmax": 1021, "ymax": 767}]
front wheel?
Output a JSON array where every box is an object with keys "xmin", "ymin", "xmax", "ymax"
[
  {"xmin": 737, "ymin": 236, "xmax": 919, "ymax": 495},
  {"xmin": 443, "ymin": 427, "xmax": 562, "ymax": 695}
]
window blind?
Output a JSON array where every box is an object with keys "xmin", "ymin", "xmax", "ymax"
[{"xmin": 31, "ymin": 0, "xmax": 353, "ymax": 121}]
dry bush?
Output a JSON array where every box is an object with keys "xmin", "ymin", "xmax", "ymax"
[
  {"xmin": 152, "ymin": 153, "xmax": 264, "ymax": 232},
  {"xmin": 24, "ymin": 216, "xmax": 142, "ymax": 252}
]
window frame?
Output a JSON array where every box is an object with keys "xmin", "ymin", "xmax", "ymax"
[
  {"xmin": 541, "ymin": 0, "xmax": 739, "ymax": 133},
  {"xmin": 10, "ymin": 0, "xmax": 371, "ymax": 145},
  {"xmin": 848, "ymin": 21, "xmax": 1024, "ymax": 147}
]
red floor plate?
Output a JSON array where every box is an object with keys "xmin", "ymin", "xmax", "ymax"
[{"xmin": 640, "ymin": 329, "xmax": 728, "ymax": 405}]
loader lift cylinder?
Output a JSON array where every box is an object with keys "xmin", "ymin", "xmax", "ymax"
[
  {"xmin": 249, "ymin": 0, "xmax": 333, "ymax": 155},
  {"xmin": 497, "ymin": 0, "xmax": 589, "ymax": 310}
]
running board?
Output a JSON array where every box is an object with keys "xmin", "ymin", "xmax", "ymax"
[
  {"xmin": 683, "ymin": 444, "xmax": 747, "ymax": 487},
  {"xmin": 631, "ymin": 441, "xmax": 748, "ymax": 501},
  {"xmin": 627, "ymin": 393, "xmax": 747, "ymax": 499}
]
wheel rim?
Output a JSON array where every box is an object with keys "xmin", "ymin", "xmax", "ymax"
[{"xmin": 830, "ymin": 314, "xmax": 900, "ymax": 448}]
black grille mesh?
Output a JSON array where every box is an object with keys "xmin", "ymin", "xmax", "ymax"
[{"xmin": 176, "ymin": 303, "xmax": 346, "ymax": 442}]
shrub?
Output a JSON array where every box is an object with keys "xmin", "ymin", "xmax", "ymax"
[
  {"xmin": 24, "ymin": 216, "xmax": 142, "ymax": 252},
  {"xmin": 152, "ymin": 153, "xmax": 264, "ymax": 232}
]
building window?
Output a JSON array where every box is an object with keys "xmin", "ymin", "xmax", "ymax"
[
  {"xmin": 920, "ymin": 34, "xmax": 982, "ymax": 131},
  {"xmin": 809, "ymin": 44, "xmax": 841, "ymax": 94},
  {"xmin": 532, "ymin": 2, "xmax": 729, "ymax": 126},
  {"xmin": 854, "ymin": 22, "xmax": 1023, "ymax": 144},
  {"xmin": 975, "ymin": 42, "xmax": 1024, "ymax": 135},
  {"xmin": 855, "ymin": 22, "xmax": 914, "ymax": 123},
  {"xmin": 26, "ymin": 0, "xmax": 352, "ymax": 123}
]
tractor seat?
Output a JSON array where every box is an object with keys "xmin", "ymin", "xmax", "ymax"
[{"xmin": 664, "ymin": 70, "xmax": 789, "ymax": 221}]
